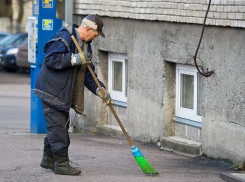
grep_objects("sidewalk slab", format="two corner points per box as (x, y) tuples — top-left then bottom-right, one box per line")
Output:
(220, 172), (245, 182)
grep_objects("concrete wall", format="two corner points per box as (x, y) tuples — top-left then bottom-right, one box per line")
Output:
(73, 15), (165, 142)
(73, 13), (245, 163)
(201, 26), (245, 163)
(73, 0), (245, 163)
(164, 24), (245, 164)
(163, 23), (245, 163)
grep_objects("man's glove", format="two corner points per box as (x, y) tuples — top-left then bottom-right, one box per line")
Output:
(96, 87), (114, 105)
(71, 52), (92, 65)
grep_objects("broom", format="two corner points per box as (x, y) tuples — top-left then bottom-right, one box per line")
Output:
(71, 35), (159, 175)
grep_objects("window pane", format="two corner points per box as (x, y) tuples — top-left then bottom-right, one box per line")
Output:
(112, 61), (122, 91)
(180, 74), (194, 109)
(197, 73), (203, 116)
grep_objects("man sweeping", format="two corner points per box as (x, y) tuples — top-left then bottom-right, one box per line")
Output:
(34, 15), (113, 175)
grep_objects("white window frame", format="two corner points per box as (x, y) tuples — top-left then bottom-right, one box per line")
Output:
(176, 64), (202, 122)
(108, 53), (128, 103)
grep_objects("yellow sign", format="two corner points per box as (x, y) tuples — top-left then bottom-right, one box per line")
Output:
(33, 0), (39, 14)
(43, 0), (53, 8)
(42, 19), (53, 30)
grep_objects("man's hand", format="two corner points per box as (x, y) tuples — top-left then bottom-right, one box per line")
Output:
(96, 88), (114, 105)
(71, 52), (92, 65)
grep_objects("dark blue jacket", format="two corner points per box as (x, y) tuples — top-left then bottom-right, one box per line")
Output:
(34, 24), (105, 112)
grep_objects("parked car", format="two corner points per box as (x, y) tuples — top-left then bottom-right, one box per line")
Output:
(0, 33), (28, 72)
(0, 31), (10, 42)
(16, 37), (29, 70)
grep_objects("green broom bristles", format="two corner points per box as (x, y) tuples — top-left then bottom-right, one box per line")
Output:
(132, 146), (159, 175)
(134, 156), (159, 175)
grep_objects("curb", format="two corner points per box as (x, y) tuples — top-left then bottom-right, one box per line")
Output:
(96, 124), (125, 140)
(219, 172), (245, 182)
(161, 136), (202, 157)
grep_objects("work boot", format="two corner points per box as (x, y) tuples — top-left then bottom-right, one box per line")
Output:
(40, 143), (79, 171)
(53, 154), (81, 175)
(40, 144), (55, 171)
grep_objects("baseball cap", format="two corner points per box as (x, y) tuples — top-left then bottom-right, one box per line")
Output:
(82, 15), (105, 38)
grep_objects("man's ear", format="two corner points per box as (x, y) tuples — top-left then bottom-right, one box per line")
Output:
(86, 27), (92, 31)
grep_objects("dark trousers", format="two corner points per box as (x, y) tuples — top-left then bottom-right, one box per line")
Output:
(42, 101), (70, 156)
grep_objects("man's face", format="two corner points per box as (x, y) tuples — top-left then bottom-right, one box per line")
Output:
(84, 27), (99, 42)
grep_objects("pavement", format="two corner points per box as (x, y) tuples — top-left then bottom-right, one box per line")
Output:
(0, 129), (233, 182)
(0, 76), (243, 182)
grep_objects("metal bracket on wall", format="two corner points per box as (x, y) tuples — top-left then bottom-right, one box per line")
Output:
(193, 0), (214, 77)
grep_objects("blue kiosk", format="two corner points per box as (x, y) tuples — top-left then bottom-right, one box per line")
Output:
(28, 0), (62, 133)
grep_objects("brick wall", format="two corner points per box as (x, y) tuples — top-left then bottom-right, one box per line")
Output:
(74, 0), (245, 28)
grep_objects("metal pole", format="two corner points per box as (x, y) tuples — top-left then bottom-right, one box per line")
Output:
(65, 0), (73, 26)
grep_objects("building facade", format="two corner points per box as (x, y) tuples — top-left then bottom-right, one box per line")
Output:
(0, 0), (65, 33)
(72, 0), (245, 164)
(2, 0), (243, 165)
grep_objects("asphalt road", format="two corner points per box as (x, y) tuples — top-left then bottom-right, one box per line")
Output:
(0, 67), (30, 85)
(0, 67), (232, 182)
(0, 68), (30, 133)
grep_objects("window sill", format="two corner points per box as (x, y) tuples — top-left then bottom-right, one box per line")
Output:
(112, 100), (127, 108)
(174, 117), (202, 128)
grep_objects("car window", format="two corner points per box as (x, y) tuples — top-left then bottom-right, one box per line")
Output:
(0, 34), (18, 45)
(19, 37), (28, 46)
(13, 35), (28, 45)
(0, 34), (8, 41)
(0, 34), (27, 46)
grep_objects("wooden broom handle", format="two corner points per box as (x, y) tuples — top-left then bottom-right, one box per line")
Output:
(71, 35), (134, 147)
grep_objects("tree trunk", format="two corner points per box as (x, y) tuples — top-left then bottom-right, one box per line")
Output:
(17, 0), (24, 23)
(0, 0), (12, 18)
